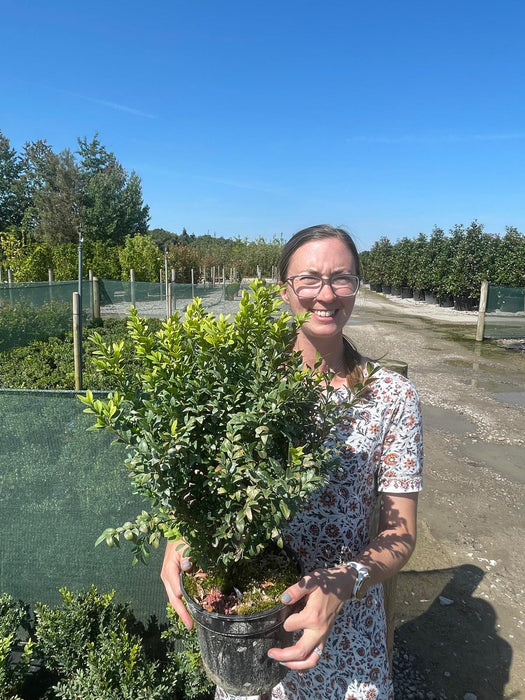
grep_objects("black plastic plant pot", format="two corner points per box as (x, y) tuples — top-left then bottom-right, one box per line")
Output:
(181, 575), (301, 695)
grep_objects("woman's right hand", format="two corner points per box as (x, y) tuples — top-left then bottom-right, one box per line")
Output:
(160, 539), (194, 629)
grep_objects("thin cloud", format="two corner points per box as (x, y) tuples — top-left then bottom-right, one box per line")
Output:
(348, 132), (525, 145)
(64, 90), (156, 119)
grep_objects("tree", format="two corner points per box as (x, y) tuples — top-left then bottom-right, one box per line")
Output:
(0, 131), (25, 231)
(19, 139), (55, 240)
(390, 237), (415, 288)
(118, 234), (161, 281)
(32, 149), (82, 245)
(492, 226), (525, 288)
(167, 243), (200, 283)
(77, 135), (150, 245)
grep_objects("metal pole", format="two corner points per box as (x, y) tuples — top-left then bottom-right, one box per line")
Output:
(164, 249), (169, 319)
(73, 292), (82, 390)
(476, 280), (489, 342)
(77, 234), (83, 338)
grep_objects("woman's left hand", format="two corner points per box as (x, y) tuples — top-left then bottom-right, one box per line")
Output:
(267, 566), (353, 670)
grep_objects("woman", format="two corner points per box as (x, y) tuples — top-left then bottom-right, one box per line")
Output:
(161, 224), (423, 700)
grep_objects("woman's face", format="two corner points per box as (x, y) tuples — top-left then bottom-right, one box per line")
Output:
(280, 237), (357, 341)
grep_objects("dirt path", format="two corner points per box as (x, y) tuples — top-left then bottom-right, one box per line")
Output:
(347, 289), (525, 700)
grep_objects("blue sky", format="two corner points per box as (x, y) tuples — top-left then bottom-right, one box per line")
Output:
(2, 0), (524, 251)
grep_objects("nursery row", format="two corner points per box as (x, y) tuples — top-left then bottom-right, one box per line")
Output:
(0, 586), (213, 700)
(360, 222), (525, 303)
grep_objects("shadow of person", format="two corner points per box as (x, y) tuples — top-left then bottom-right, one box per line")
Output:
(394, 564), (513, 699)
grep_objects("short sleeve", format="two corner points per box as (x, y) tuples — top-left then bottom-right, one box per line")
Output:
(377, 375), (423, 493)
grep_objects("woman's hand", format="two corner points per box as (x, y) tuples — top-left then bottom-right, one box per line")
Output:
(267, 566), (354, 670)
(160, 539), (194, 629)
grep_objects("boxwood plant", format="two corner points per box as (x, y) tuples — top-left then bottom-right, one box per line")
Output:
(80, 280), (373, 583)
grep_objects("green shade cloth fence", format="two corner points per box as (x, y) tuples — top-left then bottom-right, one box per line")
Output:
(0, 389), (168, 622)
(0, 279), (232, 351)
(484, 284), (525, 340)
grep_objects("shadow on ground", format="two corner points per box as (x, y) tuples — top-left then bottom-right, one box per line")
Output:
(395, 564), (514, 699)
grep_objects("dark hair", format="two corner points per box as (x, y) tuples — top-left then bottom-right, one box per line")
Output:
(279, 224), (363, 386)
(279, 224), (360, 283)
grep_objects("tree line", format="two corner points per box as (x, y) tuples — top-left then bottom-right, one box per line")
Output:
(360, 221), (525, 305)
(0, 129), (283, 281)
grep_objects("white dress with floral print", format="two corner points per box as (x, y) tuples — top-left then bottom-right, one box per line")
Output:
(216, 366), (423, 700)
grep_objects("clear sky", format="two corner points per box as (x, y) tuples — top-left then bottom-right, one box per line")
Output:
(2, 0), (524, 251)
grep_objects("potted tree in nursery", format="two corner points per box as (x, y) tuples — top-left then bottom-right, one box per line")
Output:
(79, 280), (375, 695)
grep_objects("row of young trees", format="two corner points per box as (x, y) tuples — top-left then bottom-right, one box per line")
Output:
(0, 230), (285, 284)
(360, 221), (525, 303)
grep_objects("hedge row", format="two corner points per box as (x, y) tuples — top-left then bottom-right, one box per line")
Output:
(360, 222), (525, 302)
(0, 587), (213, 700)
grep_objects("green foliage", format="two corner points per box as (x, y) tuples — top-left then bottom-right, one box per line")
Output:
(0, 128), (149, 249)
(390, 237), (415, 288)
(34, 586), (130, 678)
(167, 243), (201, 283)
(51, 243), (78, 280)
(363, 222), (525, 301)
(84, 239), (122, 280)
(0, 317), (164, 389)
(0, 300), (72, 351)
(366, 236), (393, 285)
(80, 281), (364, 577)
(29, 585), (212, 700)
(224, 281), (240, 299)
(119, 234), (162, 281)
(0, 593), (33, 700)
(33, 586), (184, 700)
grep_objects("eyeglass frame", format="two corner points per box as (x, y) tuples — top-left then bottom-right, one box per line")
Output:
(285, 273), (361, 298)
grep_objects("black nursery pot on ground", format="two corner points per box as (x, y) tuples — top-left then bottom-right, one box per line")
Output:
(182, 576), (301, 695)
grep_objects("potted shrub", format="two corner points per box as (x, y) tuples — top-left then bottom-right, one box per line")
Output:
(79, 280), (375, 694)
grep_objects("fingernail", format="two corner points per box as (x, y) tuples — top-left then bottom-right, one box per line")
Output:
(267, 652), (274, 659)
(281, 592), (292, 603)
(181, 560), (191, 570)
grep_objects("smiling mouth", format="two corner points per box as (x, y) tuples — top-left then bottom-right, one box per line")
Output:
(312, 309), (336, 318)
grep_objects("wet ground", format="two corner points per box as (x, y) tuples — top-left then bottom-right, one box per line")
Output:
(348, 289), (525, 700)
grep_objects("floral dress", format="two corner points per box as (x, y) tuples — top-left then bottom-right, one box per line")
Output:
(216, 366), (424, 700)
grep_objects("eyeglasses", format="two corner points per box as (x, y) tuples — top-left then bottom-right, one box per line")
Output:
(286, 274), (360, 299)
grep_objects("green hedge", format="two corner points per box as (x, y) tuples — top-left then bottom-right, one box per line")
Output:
(0, 587), (213, 700)
(361, 222), (525, 301)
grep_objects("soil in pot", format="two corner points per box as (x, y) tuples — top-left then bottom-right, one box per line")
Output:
(182, 545), (303, 695)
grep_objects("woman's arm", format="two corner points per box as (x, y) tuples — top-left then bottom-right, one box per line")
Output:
(267, 492), (418, 670)
(160, 539), (194, 629)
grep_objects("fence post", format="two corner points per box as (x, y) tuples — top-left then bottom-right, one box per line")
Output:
(92, 277), (100, 320)
(476, 280), (489, 342)
(130, 269), (136, 307)
(48, 268), (54, 302)
(8, 269), (13, 305)
(191, 269), (195, 298)
(73, 292), (82, 390)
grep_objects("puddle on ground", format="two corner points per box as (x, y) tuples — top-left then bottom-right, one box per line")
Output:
(455, 442), (525, 485)
(423, 404), (524, 484)
(422, 405), (478, 436)
(491, 391), (525, 408)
